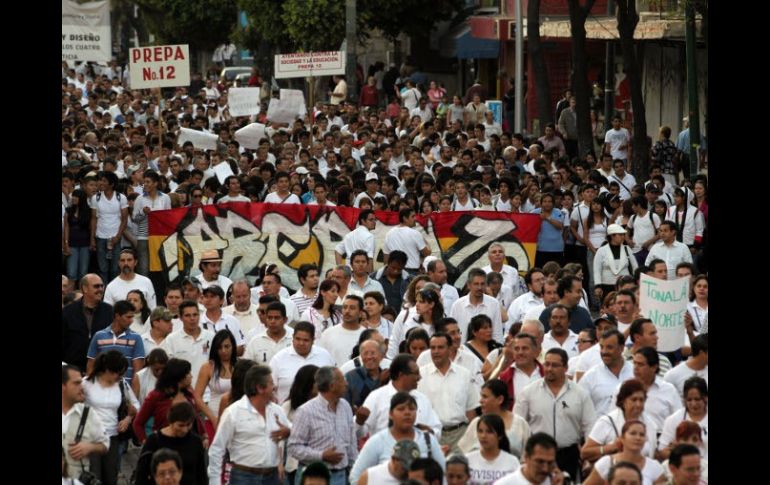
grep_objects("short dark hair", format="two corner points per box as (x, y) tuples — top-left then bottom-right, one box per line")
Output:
(608, 461), (643, 483)
(545, 348), (569, 366)
(294, 321), (315, 340)
(525, 432), (558, 456)
(350, 249), (369, 262)
(344, 294), (364, 310)
(410, 458), (443, 484)
(113, 300), (136, 316)
(691, 334), (708, 357)
(389, 353), (417, 380)
(557, 275), (581, 297)
(151, 448), (182, 477)
(669, 443), (701, 468)
(358, 209), (374, 224)
(265, 301), (287, 318)
(398, 207), (415, 222)
(387, 250), (408, 266)
(629, 318), (654, 343)
(300, 462), (331, 483)
(298, 264), (319, 283)
(166, 401), (195, 424)
(244, 365), (273, 397)
(601, 329), (625, 347)
(62, 364), (81, 384)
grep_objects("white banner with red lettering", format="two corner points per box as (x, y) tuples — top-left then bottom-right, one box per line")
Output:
(274, 51), (346, 79)
(129, 44), (190, 89)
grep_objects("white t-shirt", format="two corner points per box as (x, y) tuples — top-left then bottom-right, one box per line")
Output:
(593, 455), (664, 485)
(493, 467), (552, 485)
(91, 191), (128, 239)
(663, 362), (708, 397)
(467, 450), (520, 485)
(604, 127), (631, 160)
(628, 211), (661, 253)
(103, 274), (157, 309)
(383, 226), (427, 269)
(263, 192), (301, 204)
(316, 324), (365, 365)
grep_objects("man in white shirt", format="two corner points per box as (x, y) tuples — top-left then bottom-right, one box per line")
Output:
(141, 306), (174, 354)
(318, 295), (366, 365)
(194, 249), (234, 296)
(103, 248), (157, 309)
(663, 334), (708, 397)
(578, 330), (634, 414)
(645, 221), (693, 280)
(330, 75), (347, 105)
(626, 347), (681, 429)
(199, 285), (245, 355)
(418, 333), (479, 453)
(416, 318), (483, 392)
(357, 353), (442, 437)
(410, 97), (433, 123)
(603, 115), (631, 162)
(289, 264), (320, 316)
(132, 170), (172, 275)
(348, 251), (386, 297)
(482, 243), (525, 298)
(91, 171), (129, 283)
(354, 172), (385, 208)
(514, 348), (596, 480)
(263, 171), (301, 204)
(223, 280), (264, 338)
(569, 183), (597, 284)
(62, 365), (110, 478)
(383, 208), (431, 274)
(269, 321), (335, 403)
(507, 268), (546, 332)
(208, 365), (291, 485)
(218, 175), (251, 203)
(244, 301), (294, 365)
(610, 159), (637, 201)
(426, 258), (459, 313)
(450, 268), (504, 343)
(259, 273), (301, 324)
(541, 305), (579, 358)
(495, 433), (561, 485)
(450, 179), (479, 211)
(161, 300), (216, 384)
(335, 210), (377, 271)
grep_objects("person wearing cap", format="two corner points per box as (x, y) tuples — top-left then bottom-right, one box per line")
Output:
(193, 249), (233, 296)
(354, 172), (385, 208)
(141, 306), (174, 354)
(356, 438), (421, 484)
(352, 391), (445, 484)
(592, 224), (638, 303)
(200, 284), (245, 355)
(102, 248), (157, 311)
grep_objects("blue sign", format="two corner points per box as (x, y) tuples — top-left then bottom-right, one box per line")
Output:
(486, 100), (503, 125)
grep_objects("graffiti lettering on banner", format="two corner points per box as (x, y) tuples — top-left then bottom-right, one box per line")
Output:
(149, 204), (542, 292)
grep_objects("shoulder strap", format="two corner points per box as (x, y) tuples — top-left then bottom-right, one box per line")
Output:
(605, 414), (619, 437)
(423, 430), (432, 456)
(75, 406), (90, 442)
(624, 246), (634, 275)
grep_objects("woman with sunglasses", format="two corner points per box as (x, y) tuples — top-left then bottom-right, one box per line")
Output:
(300, 279), (342, 339)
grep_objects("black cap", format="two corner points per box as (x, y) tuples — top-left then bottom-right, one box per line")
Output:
(593, 313), (618, 327)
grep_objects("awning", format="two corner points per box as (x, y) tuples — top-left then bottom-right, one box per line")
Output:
(440, 22), (500, 59)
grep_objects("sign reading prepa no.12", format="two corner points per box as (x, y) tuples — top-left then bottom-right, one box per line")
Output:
(129, 44), (190, 89)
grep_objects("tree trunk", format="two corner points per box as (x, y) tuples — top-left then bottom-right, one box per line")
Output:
(567, 0), (596, 158)
(527, 0), (552, 135)
(616, 0), (650, 180)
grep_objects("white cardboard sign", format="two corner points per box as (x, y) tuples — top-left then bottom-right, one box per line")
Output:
(227, 87), (261, 117)
(639, 274), (689, 352)
(234, 123), (268, 150)
(129, 44), (190, 89)
(177, 127), (218, 151)
(274, 51), (346, 79)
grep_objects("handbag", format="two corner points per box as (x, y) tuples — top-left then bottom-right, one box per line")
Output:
(116, 379), (139, 445)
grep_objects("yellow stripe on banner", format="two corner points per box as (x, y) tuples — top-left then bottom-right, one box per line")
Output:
(148, 236), (166, 272)
(289, 235), (321, 268)
(438, 237), (459, 252)
(522, 242), (538, 275)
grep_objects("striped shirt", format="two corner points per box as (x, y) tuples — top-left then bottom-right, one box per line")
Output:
(290, 290), (317, 316)
(87, 326), (145, 381)
(287, 394), (358, 470)
(132, 192), (171, 240)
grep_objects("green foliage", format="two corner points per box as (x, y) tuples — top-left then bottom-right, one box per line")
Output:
(236, 0), (464, 54)
(134, 0), (238, 51)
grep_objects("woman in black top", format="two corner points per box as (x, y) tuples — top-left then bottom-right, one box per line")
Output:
(134, 401), (207, 485)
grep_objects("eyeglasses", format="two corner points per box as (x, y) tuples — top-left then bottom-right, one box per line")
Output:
(579, 339), (595, 344)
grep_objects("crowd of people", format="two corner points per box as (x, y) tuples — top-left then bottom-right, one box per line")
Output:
(62, 58), (708, 485)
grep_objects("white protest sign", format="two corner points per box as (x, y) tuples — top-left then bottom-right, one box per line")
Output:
(234, 123), (268, 150)
(62, 0), (111, 63)
(177, 127), (219, 151)
(639, 274), (688, 352)
(227, 88), (261, 117)
(266, 98), (297, 125)
(129, 44), (190, 89)
(275, 51), (346, 79)
(213, 162), (235, 184)
(280, 89), (307, 118)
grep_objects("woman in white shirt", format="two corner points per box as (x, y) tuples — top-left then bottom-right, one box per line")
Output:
(466, 414), (521, 485)
(584, 420), (666, 485)
(83, 350), (139, 485)
(658, 376), (708, 461)
(593, 224), (638, 304)
(300, 279), (342, 339)
(581, 378), (658, 464)
(584, 198), (609, 301)
(127, 289), (151, 334)
(687, 275), (708, 335)
(458, 379), (530, 459)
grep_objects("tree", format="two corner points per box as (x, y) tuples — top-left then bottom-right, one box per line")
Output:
(615, 0), (650, 179)
(567, 0), (596, 158)
(527, 0), (552, 135)
(135, 0), (238, 52)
